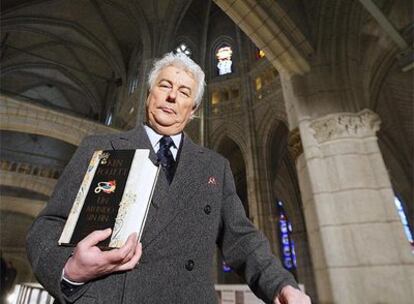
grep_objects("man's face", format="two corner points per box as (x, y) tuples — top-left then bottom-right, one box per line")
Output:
(146, 66), (197, 135)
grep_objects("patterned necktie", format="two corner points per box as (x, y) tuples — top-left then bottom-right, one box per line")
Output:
(156, 136), (175, 184)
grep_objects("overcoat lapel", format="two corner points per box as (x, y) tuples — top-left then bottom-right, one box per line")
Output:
(140, 135), (210, 248)
(109, 125), (154, 157)
(109, 126), (210, 248)
(109, 126), (167, 232)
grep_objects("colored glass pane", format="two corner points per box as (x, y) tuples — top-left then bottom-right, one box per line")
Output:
(216, 46), (233, 75)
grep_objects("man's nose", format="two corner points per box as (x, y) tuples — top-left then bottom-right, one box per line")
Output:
(166, 89), (177, 102)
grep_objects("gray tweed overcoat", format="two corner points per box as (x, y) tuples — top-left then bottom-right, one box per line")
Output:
(26, 125), (297, 304)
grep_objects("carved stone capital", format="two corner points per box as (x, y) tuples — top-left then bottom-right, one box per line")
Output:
(309, 109), (381, 144)
(288, 127), (303, 161)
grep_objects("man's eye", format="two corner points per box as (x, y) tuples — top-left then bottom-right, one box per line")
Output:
(180, 91), (190, 97)
(159, 83), (171, 89)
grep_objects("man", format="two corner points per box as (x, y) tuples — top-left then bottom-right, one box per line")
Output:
(27, 53), (311, 304)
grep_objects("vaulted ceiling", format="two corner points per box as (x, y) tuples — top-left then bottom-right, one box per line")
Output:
(1, 0), (194, 120)
(1, 0), (412, 164)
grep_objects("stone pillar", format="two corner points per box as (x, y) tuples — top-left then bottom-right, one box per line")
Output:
(135, 58), (154, 125)
(296, 109), (414, 303)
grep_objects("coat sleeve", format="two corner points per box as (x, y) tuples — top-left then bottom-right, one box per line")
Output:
(216, 160), (299, 303)
(26, 136), (98, 303)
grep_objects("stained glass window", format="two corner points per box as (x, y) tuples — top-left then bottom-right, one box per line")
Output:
(211, 91), (220, 105)
(105, 112), (112, 126)
(276, 201), (297, 272)
(175, 43), (191, 57)
(394, 196), (414, 253)
(216, 46), (233, 75)
(222, 261), (232, 272)
(256, 48), (265, 59)
(128, 77), (138, 95)
(255, 77), (262, 91)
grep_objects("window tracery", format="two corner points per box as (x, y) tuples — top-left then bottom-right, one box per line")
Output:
(175, 43), (192, 57)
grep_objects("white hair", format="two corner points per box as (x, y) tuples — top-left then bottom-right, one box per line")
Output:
(147, 52), (205, 109)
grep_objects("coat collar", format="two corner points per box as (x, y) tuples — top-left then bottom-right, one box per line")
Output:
(110, 125), (157, 164)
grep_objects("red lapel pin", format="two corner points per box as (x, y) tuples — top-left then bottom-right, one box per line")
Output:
(208, 176), (217, 185)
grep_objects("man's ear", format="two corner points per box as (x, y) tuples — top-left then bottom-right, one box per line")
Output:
(189, 107), (197, 120)
(145, 90), (151, 105)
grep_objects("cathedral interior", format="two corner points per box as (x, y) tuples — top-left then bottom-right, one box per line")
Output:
(0, 0), (413, 303)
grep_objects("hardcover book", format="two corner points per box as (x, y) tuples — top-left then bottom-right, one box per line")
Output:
(59, 149), (160, 248)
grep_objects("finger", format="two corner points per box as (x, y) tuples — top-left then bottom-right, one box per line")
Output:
(79, 228), (112, 248)
(104, 233), (137, 264)
(274, 297), (281, 304)
(125, 232), (138, 247)
(116, 242), (142, 271)
(116, 233), (137, 263)
(120, 236), (138, 264)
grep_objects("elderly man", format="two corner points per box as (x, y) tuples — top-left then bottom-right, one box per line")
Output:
(27, 53), (311, 304)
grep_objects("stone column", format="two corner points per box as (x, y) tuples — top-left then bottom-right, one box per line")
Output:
(296, 109), (414, 303)
(135, 58), (154, 125)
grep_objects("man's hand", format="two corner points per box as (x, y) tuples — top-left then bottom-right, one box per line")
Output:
(63, 228), (142, 283)
(274, 285), (311, 304)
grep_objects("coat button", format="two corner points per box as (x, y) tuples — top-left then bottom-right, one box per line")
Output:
(204, 205), (211, 214)
(185, 260), (194, 271)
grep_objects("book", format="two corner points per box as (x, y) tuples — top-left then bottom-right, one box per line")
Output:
(59, 149), (160, 248)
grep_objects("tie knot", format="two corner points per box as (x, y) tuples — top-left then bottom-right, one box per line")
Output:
(160, 136), (174, 149)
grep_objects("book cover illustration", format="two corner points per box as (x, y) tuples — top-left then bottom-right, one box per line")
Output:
(59, 149), (160, 248)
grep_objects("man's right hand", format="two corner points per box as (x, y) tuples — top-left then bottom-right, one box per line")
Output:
(63, 228), (142, 283)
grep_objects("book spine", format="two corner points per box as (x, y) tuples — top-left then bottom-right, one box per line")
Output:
(58, 151), (103, 245)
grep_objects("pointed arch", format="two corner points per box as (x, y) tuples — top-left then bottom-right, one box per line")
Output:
(210, 35), (235, 77)
(1, 16), (125, 77)
(2, 62), (101, 113)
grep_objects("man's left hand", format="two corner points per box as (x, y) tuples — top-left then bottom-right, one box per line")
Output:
(274, 285), (311, 304)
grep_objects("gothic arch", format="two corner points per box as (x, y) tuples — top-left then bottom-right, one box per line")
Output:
(378, 131), (413, 226)
(213, 0), (311, 76)
(216, 136), (249, 218)
(266, 122), (316, 294)
(209, 35), (235, 77)
(0, 95), (117, 145)
(0, 197), (44, 219)
(266, 122), (288, 181)
(1, 16), (126, 77)
(0, 171), (56, 197)
(0, 210), (38, 282)
(173, 36), (198, 60)
(214, 136), (249, 285)
(11, 75), (83, 113)
(209, 122), (247, 157)
(158, 0), (194, 53)
(1, 62), (101, 113)
(258, 116), (287, 155)
(3, 39), (113, 74)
